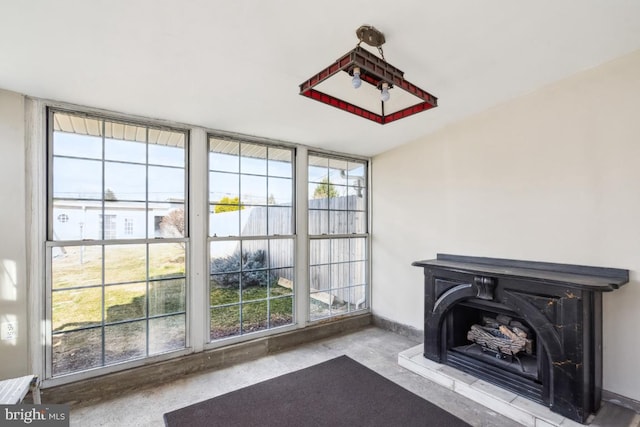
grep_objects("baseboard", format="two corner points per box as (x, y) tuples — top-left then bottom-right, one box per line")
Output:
(602, 389), (640, 414)
(371, 315), (422, 343)
(42, 313), (372, 407)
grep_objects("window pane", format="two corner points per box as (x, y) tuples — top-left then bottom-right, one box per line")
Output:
(308, 182), (330, 208)
(104, 244), (146, 284)
(270, 296), (293, 327)
(242, 301), (268, 334)
(330, 239), (349, 263)
(268, 148), (292, 178)
(210, 171), (239, 202)
(351, 261), (367, 285)
(211, 306), (240, 340)
(308, 209), (328, 235)
(149, 166), (184, 202)
(308, 156), (328, 182)
(211, 274), (240, 304)
(105, 162), (146, 201)
(149, 314), (186, 355)
(149, 143), (185, 167)
(52, 245), (102, 289)
(241, 207), (266, 236)
(209, 139), (239, 173)
(149, 128), (185, 149)
(149, 280), (185, 316)
(268, 207), (292, 235)
(350, 285), (367, 311)
(269, 239), (293, 268)
(154, 206), (185, 239)
(105, 138), (146, 164)
(329, 211), (348, 234)
(53, 157), (102, 200)
(52, 328), (103, 376)
(105, 283), (146, 323)
(270, 268), (294, 297)
(241, 175), (267, 205)
(332, 263), (349, 288)
(53, 132), (102, 160)
(210, 241), (241, 273)
(310, 265), (330, 292)
(149, 243), (185, 279)
(52, 287), (102, 332)
(310, 239), (329, 265)
(349, 211), (367, 234)
(268, 177), (292, 205)
(350, 238), (367, 261)
(211, 207), (240, 237)
(241, 240), (267, 268)
(240, 144), (267, 175)
(105, 321), (146, 364)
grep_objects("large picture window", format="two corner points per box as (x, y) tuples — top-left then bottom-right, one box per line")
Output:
(208, 138), (295, 340)
(47, 110), (188, 377)
(308, 154), (368, 320)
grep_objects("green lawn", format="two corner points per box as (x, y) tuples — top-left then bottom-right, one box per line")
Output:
(52, 243), (293, 335)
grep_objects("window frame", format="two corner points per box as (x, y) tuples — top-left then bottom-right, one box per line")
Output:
(207, 135), (297, 344)
(44, 107), (191, 382)
(307, 152), (370, 321)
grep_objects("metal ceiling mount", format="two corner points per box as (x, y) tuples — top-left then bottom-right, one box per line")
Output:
(356, 25), (385, 48)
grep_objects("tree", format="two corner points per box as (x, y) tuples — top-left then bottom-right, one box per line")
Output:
(105, 188), (118, 201)
(214, 196), (245, 214)
(160, 208), (185, 238)
(313, 177), (339, 199)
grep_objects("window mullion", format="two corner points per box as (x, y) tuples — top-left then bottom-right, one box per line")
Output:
(295, 146), (309, 326)
(188, 127), (208, 352)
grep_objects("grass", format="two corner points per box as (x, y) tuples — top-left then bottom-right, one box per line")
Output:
(210, 285), (294, 339)
(52, 243), (185, 331)
(52, 243), (293, 334)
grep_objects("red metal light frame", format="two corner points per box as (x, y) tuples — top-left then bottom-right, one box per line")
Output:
(299, 46), (438, 124)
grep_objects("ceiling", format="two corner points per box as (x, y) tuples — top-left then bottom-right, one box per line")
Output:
(1, 1), (639, 157)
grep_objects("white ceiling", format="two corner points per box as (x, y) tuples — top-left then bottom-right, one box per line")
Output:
(1, 1), (639, 157)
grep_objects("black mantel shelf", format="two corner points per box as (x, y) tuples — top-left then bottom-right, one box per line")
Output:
(412, 254), (629, 292)
(413, 253), (630, 424)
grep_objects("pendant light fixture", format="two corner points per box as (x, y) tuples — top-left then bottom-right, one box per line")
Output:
(299, 25), (438, 124)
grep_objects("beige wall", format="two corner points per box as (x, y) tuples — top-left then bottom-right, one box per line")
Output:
(0, 89), (28, 378)
(371, 49), (640, 400)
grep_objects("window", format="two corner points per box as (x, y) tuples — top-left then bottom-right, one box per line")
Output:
(47, 110), (188, 377)
(40, 105), (370, 382)
(308, 154), (368, 320)
(208, 137), (295, 340)
(124, 218), (134, 236)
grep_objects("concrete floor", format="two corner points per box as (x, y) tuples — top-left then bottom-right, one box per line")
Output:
(70, 326), (639, 427)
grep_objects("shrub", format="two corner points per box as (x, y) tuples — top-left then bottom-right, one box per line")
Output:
(210, 249), (268, 289)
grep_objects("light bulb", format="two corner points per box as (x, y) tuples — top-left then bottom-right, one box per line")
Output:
(380, 82), (390, 102)
(351, 67), (362, 89)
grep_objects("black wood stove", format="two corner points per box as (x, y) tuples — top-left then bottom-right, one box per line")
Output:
(413, 254), (628, 424)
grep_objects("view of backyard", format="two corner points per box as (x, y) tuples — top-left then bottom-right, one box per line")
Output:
(48, 117), (367, 378)
(51, 241), (296, 374)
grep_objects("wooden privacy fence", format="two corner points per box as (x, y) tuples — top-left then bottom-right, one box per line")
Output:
(217, 195), (367, 307)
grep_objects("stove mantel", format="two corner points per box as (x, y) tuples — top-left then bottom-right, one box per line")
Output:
(413, 254), (629, 424)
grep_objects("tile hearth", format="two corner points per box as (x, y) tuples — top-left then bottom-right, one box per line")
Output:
(399, 344), (584, 427)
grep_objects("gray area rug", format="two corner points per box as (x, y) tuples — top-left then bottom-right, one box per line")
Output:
(164, 355), (471, 427)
